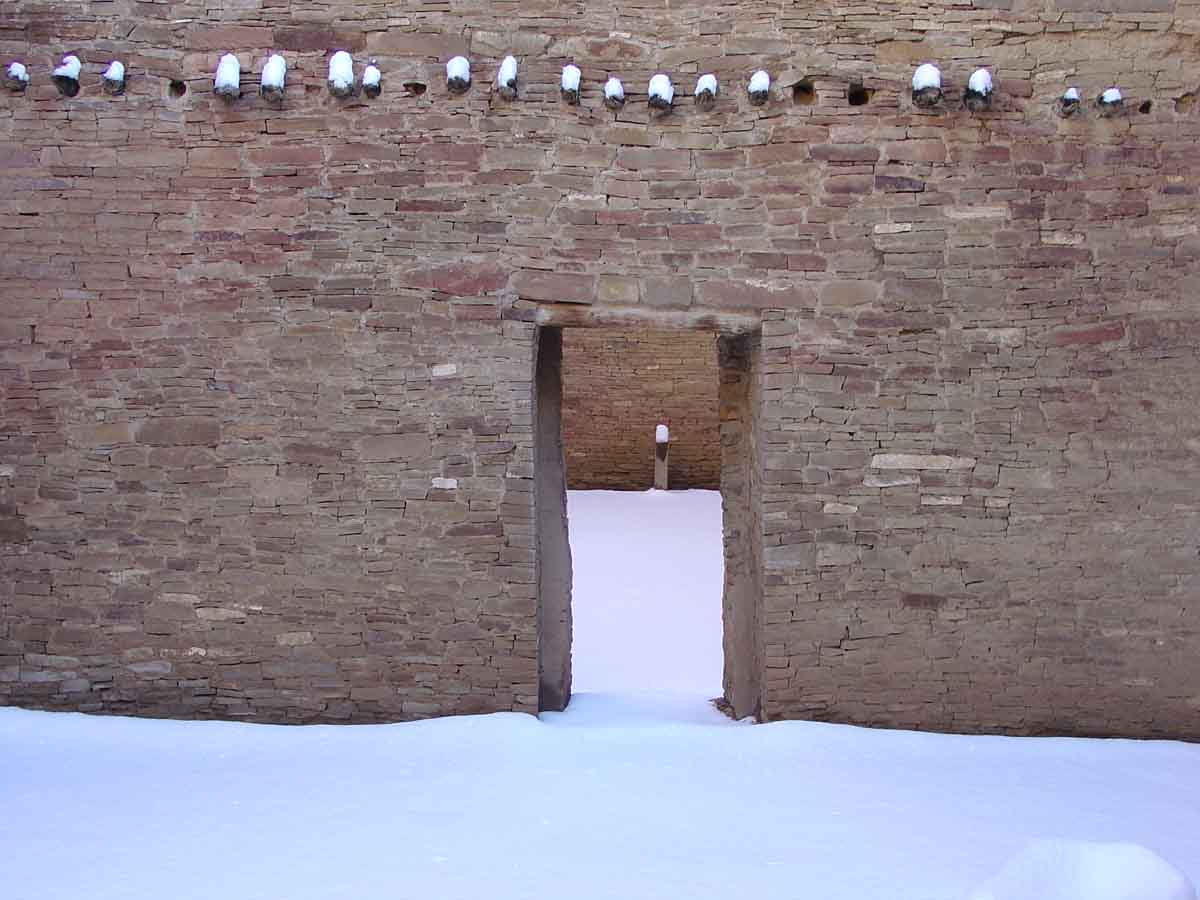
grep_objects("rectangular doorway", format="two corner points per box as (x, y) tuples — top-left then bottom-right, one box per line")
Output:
(534, 324), (763, 719)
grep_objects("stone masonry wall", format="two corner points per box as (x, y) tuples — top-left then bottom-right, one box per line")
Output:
(562, 327), (720, 490)
(2, 0), (1200, 735)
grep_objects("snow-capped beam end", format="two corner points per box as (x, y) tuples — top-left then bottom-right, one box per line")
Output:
(561, 64), (581, 105)
(260, 54), (286, 104)
(648, 73), (674, 114)
(911, 63), (942, 109)
(102, 61), (126, 96)
(53, 55), (81, 98)
(328, 51), (356, 98)
(1057, 86), (1081, 118)
(1097, 87), (1123, 117)
(363, 60), (382, 99)
(748, 70), (771, 106)
(496, 55), (518, 100)
(5, 61), (29, 93)
(964, 68), (993, 112)
(214, 54), (241, 102)
(603, 76), (625, 110)
(694, 73), (718, 111)
(446, 56), (471, 94)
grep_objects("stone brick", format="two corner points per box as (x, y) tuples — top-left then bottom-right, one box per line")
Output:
(136, 418), (221, 448)
(511, 270), (596, 304)
(359, 434), (432, 463)
(1, 0), (1199, 742)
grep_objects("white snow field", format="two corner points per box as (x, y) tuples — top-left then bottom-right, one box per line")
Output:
(1, 490), (1198, 900)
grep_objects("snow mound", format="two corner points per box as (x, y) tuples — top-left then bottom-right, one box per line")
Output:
(968, 68), (992, 95)
(912, 63), (941, 91)
(969, 840), (1197, 900)
(561, 64), (581, 92)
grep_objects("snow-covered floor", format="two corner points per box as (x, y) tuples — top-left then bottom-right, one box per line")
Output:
(2, 490), (1198, 900)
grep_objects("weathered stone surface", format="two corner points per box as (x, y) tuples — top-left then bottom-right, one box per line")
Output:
(360, 434), (431, 462)
(871, 454), (977, 471)
(2, 0), (1199, 741)
(512, 270), (596, 304)
(136, 418), (220, 447)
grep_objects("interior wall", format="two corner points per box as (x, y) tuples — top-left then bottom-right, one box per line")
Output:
(561, 327), (720, 490)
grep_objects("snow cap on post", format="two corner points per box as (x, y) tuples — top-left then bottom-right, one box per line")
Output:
(102, 60), (125, 95)
(260, 54), (286, 104)
(694, 73), (718, 110)
(648, 73), (674, 113)
(1097, 86), (1123, 117)
(911, 63), (942, 109)
(6, 61), (30, 93)
(561, 64), (581, 105)
(328, 51), (355, 98)
(964, 67), (993, 112)
(603, 75), (625, 110)
(446, 56), (471, 94)
(1057, 86), (1081, 118)
(656, 424), (670, 444)
(214, 54), (241, 102)
(748, 69), (770, 105)
(52, 54), (81, 97)
(362, 60), (382, 98)
(496, 55), (518, 99)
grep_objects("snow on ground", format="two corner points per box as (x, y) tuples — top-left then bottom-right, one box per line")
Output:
(2, 489), (1198, 900)
(568, 489), (723, 698)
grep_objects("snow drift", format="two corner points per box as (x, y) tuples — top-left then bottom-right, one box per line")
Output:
(968, 840), (1197, 900)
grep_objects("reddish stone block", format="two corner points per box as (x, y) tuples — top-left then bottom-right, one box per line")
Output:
(136, 417), (221, 447)
(1048, 321), (1126, 346)
(511, 270), (595, 304)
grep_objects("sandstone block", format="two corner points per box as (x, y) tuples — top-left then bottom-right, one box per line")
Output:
(360, 433), (432, 462)
(871, 454), (976, 471)
(136, 417), (221, 448)
(511, 270), (596, 305)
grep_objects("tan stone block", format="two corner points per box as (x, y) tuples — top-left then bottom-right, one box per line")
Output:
(596, 275), (640, 305)
(136, 417), (221, 448)
(871, 454), (976, 471)
(511, 270), (596, 304)
(360, 433), (432, 462)
(71, 422), (134, 448)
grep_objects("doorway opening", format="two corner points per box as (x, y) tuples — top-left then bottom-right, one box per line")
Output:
(533, 324), (762, 719)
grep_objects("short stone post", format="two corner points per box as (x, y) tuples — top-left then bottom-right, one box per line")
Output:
(654, 423), (669, 490)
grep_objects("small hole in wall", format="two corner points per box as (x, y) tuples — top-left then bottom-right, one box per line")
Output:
(168, 79), (187, 98)
(1178, 92), (1197, 113)
(404, 81), (427, 97)
(1138, 99), (1153, 114)
(848, 83), (873, 106)
(792, 79), (815, 105)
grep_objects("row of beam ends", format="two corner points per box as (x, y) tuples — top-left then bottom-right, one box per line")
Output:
(5, 52), (1135, 118)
